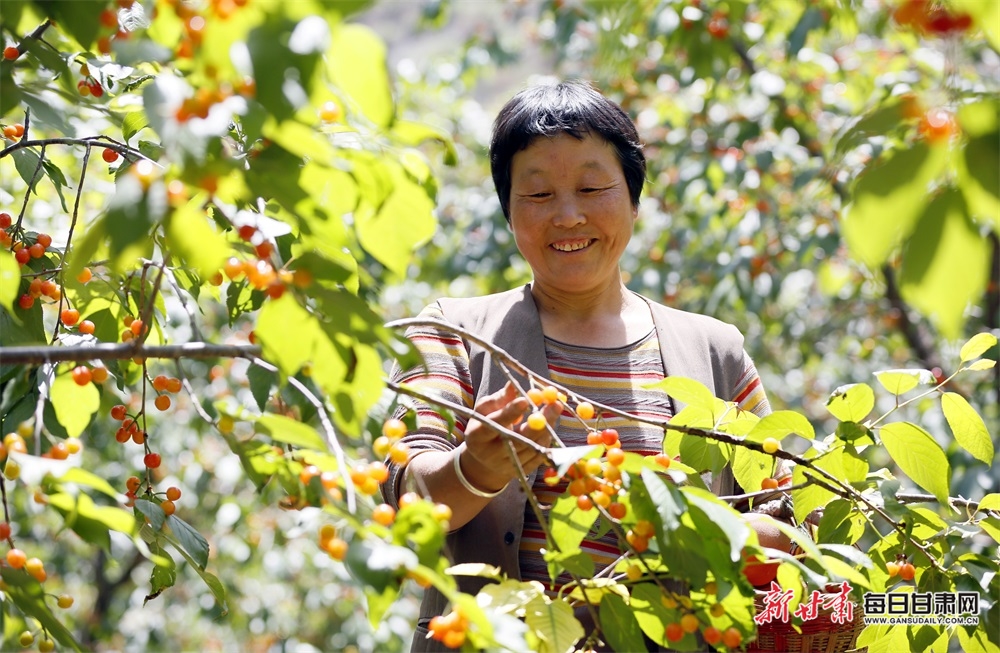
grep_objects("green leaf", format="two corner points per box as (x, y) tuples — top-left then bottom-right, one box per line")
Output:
(941, 392), (994, 465)
(685, 490), (749, 564)
(59, 467), (120, 498)
(12, 147), (44, 192)
(543, 548), (594, 580)
(981, 518), (1000, 545)
(976, 493), (1000, 514)
(166, 515), (210, 569)
(247, 17), (322, 122)
(817, 499), (866, 545)
(327, 23), (393, 127)
(748, 410), (815, 443)
(640, 468), (684, 533)
(645, 376), (716, 412)
(628, 583), (672, 647)
(0, 249), (19, 313)
(731, 445), (774, 498)
(523, 596), (584, 653)
(899, 188), (989, 339)
(122, 110), (149, 142)
(49, 372), (100, 437)
(255, 413), (326, 451)
(960, 134), (1000, 231)
(966, 359), (996, 373)
(255, 291), (315, 359)
(345, 537), (413, 593)
(165, 201), (229, 277)
(960, 333), (998, 362)
(391, 500), (445, 569)
(826, 383), (874, 422)
(47, 491), (136, 536)
(134, 499), (166, 531)
(599, 593), (646, 653)
(246, 364), (276, 411)
(549, 493), (598, 555)
(873, 368), (934, 396)
(879, 422), (951, 505)
(354, 160), (436, 277)
(843, 142), (948, 268)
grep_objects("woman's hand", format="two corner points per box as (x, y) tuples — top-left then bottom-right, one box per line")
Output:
(459, 381), (559, 493)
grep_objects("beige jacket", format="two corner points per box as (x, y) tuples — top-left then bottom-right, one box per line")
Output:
(383, 285), (763, 652)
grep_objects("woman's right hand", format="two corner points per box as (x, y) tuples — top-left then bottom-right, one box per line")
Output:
(458, 381), (559, 494)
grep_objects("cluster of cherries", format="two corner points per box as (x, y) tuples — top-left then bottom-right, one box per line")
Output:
(892, 0), (973, 34)
(886, 555), (917, 582)
(1, 425), (79, 652)
(219, 224), (312, 301)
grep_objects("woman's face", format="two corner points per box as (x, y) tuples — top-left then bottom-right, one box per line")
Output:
(509, 132), (637, 297)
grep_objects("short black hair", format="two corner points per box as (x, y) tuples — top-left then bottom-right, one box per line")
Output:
(489, 80), (646, 223)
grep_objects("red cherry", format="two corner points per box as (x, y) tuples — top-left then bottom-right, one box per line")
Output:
(144, 453), (162, 469)
(102, 148), (119, 163)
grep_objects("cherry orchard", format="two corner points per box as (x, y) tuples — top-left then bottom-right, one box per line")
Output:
(1, 1), (998, 652)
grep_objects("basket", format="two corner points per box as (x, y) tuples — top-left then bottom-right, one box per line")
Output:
(747, 589), (866, 653)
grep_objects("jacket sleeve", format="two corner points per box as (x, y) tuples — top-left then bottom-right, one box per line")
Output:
(381, 303), (475, 509)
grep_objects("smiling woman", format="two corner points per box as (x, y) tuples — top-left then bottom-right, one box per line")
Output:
(380, 80), (774, 652)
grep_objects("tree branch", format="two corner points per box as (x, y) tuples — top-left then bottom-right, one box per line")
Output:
(0, 342), (261, 365)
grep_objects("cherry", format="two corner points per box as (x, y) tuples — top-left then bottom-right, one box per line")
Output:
(79, 320), (96, 335)
(899, 562), (916, 581)
(722, 627), (742, 648)
(703, 626), (722, 645)
(28, 242), (45, 258)
(102, 148), (119, 163)
(600, 428), (619, 446)
(14, 248), (30, 265)
(6, 548), (26, 568)
(3, 46), (18, 60)
(126, 476), (141, 493)
(18, 294), (33, 309)
(680, 613), (700, 634)
(762, 437), (781, 454)
(144, 452), (161, 469)
(71, 366), (92, 386)
(160, 499), (176, 516)
(0, 212), (10, 228)
(665, 622), (684, 643)
(380, 418), (405, 439)
(761, 477), (779, 490)
(319, 101), (341, 123)
(36, 233), (51, 247)
(575, 401), (595, 420)
(607, 502), (627, 520)
(77, 267), (93, 283)
(886, 561), (901, 577)
(61, 308), (80, 325)
(371, 503), (396, 526)
(166, 486), (181, 501)
(111, 404), (127, 421)
(57, 594), (75, 608)
(154, 395), (171, 411)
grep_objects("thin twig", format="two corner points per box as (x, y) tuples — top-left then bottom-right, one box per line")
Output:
(53, 143), (91, 341)
(0, 136), (149, 162)
(249, 357), (357, 513)
(387, 379), (550, 457)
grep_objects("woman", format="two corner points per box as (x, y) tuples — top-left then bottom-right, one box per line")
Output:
(382, 81), (772, 651)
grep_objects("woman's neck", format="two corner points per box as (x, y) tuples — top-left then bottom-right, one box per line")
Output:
(530, 280), (654, 348)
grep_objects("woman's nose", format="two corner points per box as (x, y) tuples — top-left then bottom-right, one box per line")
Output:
(551, 195), (586, 228)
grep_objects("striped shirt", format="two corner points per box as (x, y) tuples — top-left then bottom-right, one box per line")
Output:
(395, 302), (770, 591)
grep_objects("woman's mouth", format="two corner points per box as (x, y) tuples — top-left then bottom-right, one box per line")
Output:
(551, 239), (595, 252)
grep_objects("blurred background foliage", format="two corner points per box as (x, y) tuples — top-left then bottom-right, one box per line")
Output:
(0, 0), (996, 651)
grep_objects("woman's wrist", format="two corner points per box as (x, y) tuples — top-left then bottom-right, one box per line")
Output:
(453, 443), (505, 498)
